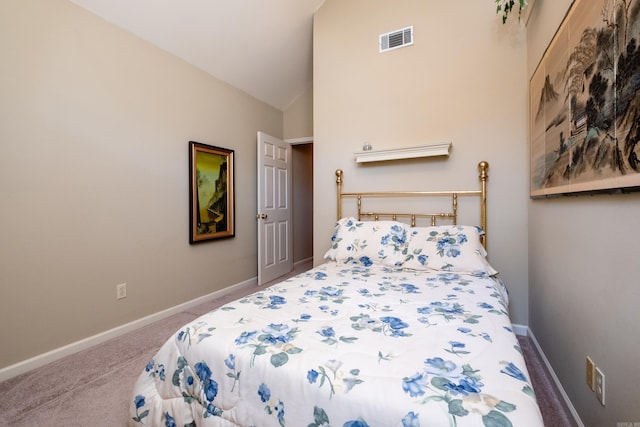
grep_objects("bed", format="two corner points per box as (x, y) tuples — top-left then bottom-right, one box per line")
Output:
(129, 162), (544, 427)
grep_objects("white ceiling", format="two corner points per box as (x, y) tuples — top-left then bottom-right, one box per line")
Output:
(69, 0), (325, 111)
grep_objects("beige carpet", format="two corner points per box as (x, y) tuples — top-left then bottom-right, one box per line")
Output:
(0, 298), (240, 426)
(0, 266), (576, 426)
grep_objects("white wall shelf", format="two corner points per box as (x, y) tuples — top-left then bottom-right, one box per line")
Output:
(354, 142), (451, 163)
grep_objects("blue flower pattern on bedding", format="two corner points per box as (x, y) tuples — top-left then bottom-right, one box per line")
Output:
(324, 218), (411, 267)
(130, 262), (543, 427)
(403, 225), (498, 275)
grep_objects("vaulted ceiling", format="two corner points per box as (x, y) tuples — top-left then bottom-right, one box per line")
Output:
(69, 0), (326, 111)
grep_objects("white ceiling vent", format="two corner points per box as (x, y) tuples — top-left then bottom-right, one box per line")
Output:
(379, 26), (413, 53)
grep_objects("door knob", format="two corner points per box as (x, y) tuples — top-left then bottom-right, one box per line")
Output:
(256, 213), (268, 219)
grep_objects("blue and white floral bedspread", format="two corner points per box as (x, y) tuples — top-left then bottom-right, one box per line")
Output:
(130, 262), (543, 427)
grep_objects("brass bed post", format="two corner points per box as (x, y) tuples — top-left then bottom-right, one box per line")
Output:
(452, 194), (458, 225)
(478, 161), (489, 248)
(336, 169), (343, 220)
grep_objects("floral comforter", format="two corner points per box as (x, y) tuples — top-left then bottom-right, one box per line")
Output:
(130, 262), (543, 427)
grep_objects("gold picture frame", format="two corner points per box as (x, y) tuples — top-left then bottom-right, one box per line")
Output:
(189, 141), (235, 243)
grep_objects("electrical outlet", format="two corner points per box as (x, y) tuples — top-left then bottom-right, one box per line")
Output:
(586, 356), (595, 391)
(595, 367), (605, 405)
(116, 283), (127, 300)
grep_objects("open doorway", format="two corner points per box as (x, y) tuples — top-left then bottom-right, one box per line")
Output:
(291, 142), (313, 270)
(256, 133), (313, 286)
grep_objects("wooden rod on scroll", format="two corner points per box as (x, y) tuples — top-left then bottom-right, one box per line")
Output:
(478, 161), (489, 248)
(336, 169), (343, 220)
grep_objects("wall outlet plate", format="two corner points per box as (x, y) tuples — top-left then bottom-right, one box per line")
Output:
(586, 356), (595, 391)
(116, 283), (127, 300)
(595, 367), (605, 405)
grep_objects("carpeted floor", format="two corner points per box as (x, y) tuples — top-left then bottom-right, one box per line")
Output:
(0, 266), (577, 426)
(517, 335), (578, 427)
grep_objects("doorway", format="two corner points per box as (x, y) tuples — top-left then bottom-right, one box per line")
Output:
(291, 142), (313, 268)
(256, 133), (313, 286)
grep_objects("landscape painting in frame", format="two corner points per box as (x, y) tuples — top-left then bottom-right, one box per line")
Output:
(530, 0), (640, 197)
(189, 141), (235, 243)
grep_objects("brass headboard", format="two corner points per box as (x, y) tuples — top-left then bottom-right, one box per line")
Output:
(335, 161), (489, 248)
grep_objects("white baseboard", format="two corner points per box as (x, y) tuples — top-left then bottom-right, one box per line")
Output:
(524, 327), (585, 427)
(0, 277), (258, 383)
(512, 323), (529, 336)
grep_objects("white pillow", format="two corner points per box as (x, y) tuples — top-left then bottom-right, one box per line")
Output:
(403, 225), (497, 275)
(324, 217), (409, 267)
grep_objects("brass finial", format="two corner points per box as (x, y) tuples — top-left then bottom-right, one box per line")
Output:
(478, 161), (489, 179)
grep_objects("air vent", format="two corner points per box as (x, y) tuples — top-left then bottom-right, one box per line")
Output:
(379, 26), (413, 53)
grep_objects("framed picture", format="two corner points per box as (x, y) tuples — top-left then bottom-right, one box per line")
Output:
(189, 141), (235, 243)
(530, 0), (640, 197)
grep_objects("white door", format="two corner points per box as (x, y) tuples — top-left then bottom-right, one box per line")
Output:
(257, 132), (293, 285)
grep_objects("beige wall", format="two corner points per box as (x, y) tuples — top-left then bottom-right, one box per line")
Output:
(527, 1), (640, 425)
(313, 0), (531, 324)
(284, 88), (313, 140)
(0, 0), (282, 369)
